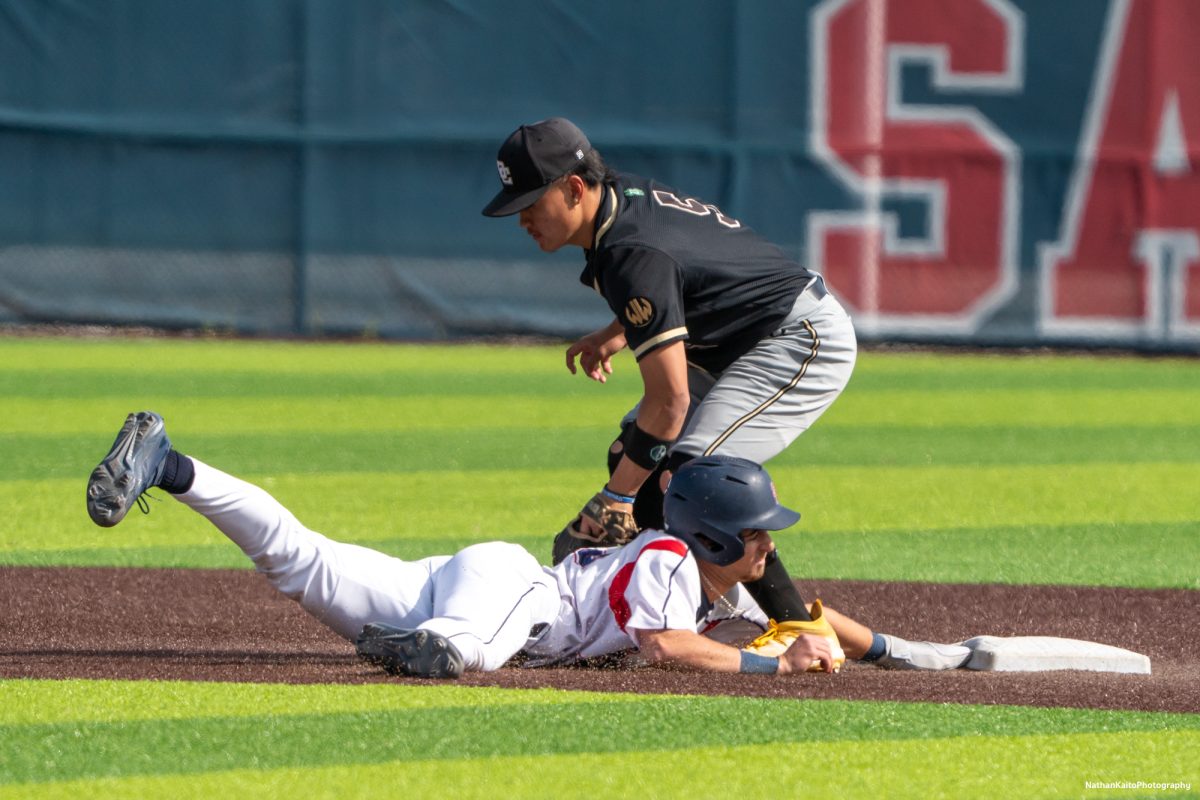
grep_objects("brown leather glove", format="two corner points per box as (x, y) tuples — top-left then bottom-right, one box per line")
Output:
(551, 492), (639, 565)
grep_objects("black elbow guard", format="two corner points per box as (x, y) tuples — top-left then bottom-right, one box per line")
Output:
(624, 423), (673, 470)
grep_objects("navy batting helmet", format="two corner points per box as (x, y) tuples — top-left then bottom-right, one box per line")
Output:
(663, 455), (800, 566)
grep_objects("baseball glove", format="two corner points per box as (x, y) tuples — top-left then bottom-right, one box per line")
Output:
(551, 492), (639, 565)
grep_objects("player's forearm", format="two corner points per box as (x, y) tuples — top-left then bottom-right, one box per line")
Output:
(633, 339), (689, 440)
(604, 341), (688, 497)
(634, 388), (689, 440)
(633, 628), (827, 675)
(607, 455), (655, 499)
(599, 316), (626, 344)
(633, 628), (743, 672)
(607, 385), (688, 497)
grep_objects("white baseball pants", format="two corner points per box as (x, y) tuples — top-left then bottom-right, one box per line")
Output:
(174, 459), (561, 671)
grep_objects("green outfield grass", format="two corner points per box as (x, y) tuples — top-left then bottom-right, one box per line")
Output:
(3, 337), (1198, 798)
(2, 679), (1197, 798)
(1, 338), (1196, 587)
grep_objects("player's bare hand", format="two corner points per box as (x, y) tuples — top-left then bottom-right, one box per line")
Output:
(780, 633), (835, 674)
(566, 339), (614, 382)
(566, 326), (627, 383)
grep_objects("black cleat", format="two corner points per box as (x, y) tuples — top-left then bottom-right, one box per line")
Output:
(86, 411), (172, 527)
(356, 623), (465, 679)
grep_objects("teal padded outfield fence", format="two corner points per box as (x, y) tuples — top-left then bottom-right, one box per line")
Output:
(1, 0), (1198, 350)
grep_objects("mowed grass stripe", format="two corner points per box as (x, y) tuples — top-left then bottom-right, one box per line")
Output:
(0, 368), (608, 400)
(8, 423), (1200, 482)
(0, 681), (645, 725)
(5, 388), (1199, 435)
(823, 388), (1200, 427)
(5, 732), (1199, 800)
(6, 679), (1194, 730)
(4, 427), (620, 480)
(4, 687), (1197, 785)
(0, 339), (569, 375)
(5, 337), (1200, 388)
(850, 355), (1200, 392)
(0, 540), (553, 569)
(793, 521), (1200, 588)
(776, 462), (1200, 531)
(0, 396), (636, 435)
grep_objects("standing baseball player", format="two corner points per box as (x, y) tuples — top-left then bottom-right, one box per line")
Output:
(85, 412), (971, 677)
(482, 117), (858, 656)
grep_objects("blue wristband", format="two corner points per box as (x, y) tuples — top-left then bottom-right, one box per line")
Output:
(601, 486), (637, 505)
(739, 650), (780, 674)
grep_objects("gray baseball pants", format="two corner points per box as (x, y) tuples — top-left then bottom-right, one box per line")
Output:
(624, 279), (858, 464)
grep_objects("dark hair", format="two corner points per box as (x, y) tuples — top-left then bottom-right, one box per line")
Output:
(569, 148), (617, 187)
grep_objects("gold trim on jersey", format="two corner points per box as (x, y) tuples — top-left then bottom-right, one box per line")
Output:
(591, 186), (620, 296)
(595, 186), (619, 247)
(632, 327), (688, 359)
(703, 319), (820, 455)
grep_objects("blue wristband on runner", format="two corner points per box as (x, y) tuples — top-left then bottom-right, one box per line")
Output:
(739, 650), (780, 674)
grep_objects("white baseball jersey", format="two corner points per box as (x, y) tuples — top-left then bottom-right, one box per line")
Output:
(523, 532), (768, 666)
(175, 460), (768, 673)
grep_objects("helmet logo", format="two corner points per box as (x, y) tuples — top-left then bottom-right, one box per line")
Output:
(770, 481), (779, 502)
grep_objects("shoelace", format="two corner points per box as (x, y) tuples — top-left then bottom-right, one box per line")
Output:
(747, 619), (784, 650)
(134, 491), (160, 516)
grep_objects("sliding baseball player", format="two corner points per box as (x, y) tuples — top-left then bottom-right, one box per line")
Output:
(86, 411), (971, 677)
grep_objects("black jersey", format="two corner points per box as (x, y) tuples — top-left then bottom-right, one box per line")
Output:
(579, 173), (815, 374)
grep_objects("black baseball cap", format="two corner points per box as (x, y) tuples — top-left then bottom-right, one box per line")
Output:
(481, 117), (592, 217)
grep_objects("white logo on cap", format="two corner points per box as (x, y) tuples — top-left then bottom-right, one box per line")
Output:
(575, 149), (584, 160)
(497, 160), (514, 186)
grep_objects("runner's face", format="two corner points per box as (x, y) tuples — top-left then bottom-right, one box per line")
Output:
(710, 530), (775, 584)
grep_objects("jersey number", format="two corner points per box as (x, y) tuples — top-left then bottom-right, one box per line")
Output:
(652, 190), (741, 229)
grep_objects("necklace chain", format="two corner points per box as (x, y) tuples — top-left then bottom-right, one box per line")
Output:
(700, 573), (739, 617)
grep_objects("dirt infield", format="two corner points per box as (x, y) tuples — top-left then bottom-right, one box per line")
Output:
(2, 566), (1195, 713)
